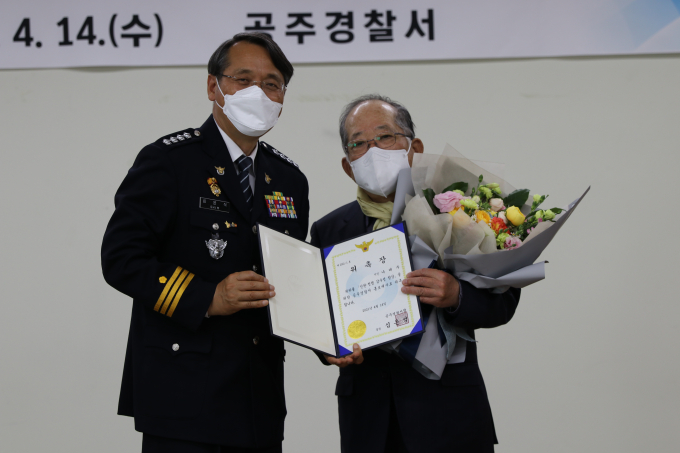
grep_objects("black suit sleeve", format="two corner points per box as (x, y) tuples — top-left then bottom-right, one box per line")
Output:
(101, 145), (215, 332)
(310, 221), (320, 248)
(443, 282), (520, 330)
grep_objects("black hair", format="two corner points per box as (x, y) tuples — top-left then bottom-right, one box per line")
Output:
(208, 32), (294, 85)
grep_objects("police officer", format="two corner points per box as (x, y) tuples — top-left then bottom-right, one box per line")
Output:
(101, 33), (309, 453)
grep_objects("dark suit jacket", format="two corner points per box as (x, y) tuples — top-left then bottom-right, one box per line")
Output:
(101, 116), (309, 448)
(310, 201), (520, 453)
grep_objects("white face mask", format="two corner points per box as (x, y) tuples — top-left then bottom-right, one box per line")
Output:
(350, 141), (411, 198)
(215, 83), (283, 137)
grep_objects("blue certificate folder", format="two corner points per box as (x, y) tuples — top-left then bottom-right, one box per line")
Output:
(257, 221), (423, 358)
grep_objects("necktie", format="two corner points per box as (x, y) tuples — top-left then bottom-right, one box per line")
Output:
(235, 155), (253, 212)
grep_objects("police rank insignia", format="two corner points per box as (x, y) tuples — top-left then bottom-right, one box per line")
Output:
(207, 177), (221, 197)
(205, 233), (227, 259)
(265, 173), (272, 184)
(215, 166), (225, 175)
(265, 192), (297, 218)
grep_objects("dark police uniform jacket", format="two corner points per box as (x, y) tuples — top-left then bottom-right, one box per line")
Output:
(101, 116), (309, 448)
(310, 201), (520, 453)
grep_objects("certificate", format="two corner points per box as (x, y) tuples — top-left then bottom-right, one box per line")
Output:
(258, 222), (423, 357)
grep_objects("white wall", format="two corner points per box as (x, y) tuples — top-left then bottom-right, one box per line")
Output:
(1, 55), (679, 452)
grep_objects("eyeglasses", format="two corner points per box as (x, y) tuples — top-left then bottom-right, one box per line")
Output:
(346, 132), (410, 157)
(220, 74), (286, 96)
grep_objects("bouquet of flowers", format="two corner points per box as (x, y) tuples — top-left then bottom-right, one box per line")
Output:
(427, 176), (564, 252)
(391, 144), (588, 292)
(385, 145), (587, 379)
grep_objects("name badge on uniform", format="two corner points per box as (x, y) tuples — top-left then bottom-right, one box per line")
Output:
(199, 197), (230, 213)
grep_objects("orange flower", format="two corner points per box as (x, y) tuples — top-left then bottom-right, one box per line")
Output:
(475, 210), (491, 225)
(490, 217), (507, 234)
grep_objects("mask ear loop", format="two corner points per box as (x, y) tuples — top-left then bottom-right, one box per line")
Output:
(405, 137), (412, 154)
(214, 76), (227, 110)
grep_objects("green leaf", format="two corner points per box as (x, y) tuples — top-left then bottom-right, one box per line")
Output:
(442, 181), (469, 194)
(478, 174), (484, 183)
(503, 189), (530, 209)
(548, 207), (564, 214)
(423, 189), (438, 214)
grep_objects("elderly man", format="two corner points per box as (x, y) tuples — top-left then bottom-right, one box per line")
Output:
(102, 33), (309, 453)
(310, 95), (520, 453)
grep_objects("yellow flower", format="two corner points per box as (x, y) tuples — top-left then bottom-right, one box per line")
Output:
(506, 206), (525, 226)
(475, 210), (491, 225)
(448, 207), (461, 216)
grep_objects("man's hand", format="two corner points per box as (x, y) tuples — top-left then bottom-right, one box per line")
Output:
(324, 343), (364, 368)
(401, 268), (460, 309)
(208, 271), (275, 316)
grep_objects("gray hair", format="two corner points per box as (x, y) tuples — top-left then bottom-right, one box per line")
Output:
(338, 94), (416, 155)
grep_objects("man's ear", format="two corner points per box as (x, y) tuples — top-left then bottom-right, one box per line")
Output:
(408, 138), (424, 166)
(207, 75), (217, 102)
(341, 156), (356, 182)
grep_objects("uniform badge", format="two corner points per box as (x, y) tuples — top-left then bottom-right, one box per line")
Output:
(225, 221), (237, 228)
(207, 178), (222, 197)
(215, 166), (225, 175)
(264, 192), (297, 219)
(265, 173), (272, 184)
(205, 233), (227, 259)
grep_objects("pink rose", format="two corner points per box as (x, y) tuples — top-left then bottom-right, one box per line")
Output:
(433, 191), (464, 213)
(504, 236), (523, 250)
(489, 198), (505, 212)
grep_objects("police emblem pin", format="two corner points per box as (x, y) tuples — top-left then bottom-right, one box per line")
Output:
(205, 233), (227, 260)
(207, 177), (221, 197)
(265, 173), (272, 184)
(215, 166), (225, 176)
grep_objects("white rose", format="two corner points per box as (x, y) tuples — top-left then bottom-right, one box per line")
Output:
(490, 198), (505, 212)
(498, 211), (507, 222)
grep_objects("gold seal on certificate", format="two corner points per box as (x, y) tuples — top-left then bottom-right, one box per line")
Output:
(257, 221), (423, 357)
(348, 320), (367, 339)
